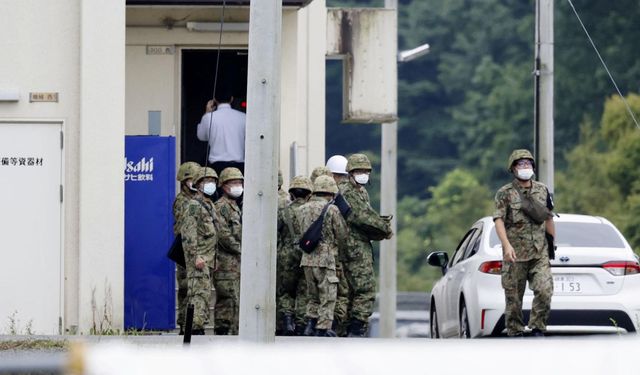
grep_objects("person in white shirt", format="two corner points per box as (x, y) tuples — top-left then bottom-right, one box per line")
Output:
(197, 92), (246, 176)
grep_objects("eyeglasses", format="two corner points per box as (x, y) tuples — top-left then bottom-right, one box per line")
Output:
(515, 160), (533, 167)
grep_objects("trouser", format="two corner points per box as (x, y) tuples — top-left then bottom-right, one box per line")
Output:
(343, 239), (376, 324)
(213, 275), (240, 335)
(276, 244), (305, 328)
(304, 266), (339, 330)
(185, 265), (213, 331)
(501, 257), (553, 335)
(334, 260), (350, 335)
(176, 265), (188, 329)
(211, 161), (245, 177)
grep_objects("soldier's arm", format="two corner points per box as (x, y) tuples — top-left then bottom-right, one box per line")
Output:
(332, 209), (349, 254)
(180, 203), (200, 263)
(493, 190), (516, 263)
(216, 209), (242, 255)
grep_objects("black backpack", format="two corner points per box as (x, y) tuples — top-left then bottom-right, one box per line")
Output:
(298, 202), (332, 254)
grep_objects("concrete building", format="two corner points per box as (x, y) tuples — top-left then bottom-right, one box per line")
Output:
(0, 0), (395, 335)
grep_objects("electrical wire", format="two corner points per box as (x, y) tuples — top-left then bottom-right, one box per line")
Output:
(203, 0), (227, 170)
(567, 0), (640, 130)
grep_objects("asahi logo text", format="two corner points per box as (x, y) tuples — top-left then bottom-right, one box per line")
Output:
(125, 157), (154, 182)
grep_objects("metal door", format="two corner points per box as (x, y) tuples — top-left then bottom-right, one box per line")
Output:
(0, 121), (63, 334)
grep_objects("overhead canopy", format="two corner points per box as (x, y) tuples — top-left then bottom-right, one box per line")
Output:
(126, 0), (313, 6)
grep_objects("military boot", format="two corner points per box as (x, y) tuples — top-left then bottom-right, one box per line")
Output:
(303, 318), (317, 336)
(282, 313), (296, 336)
(214, 327), (229, 335)
(315, 328), (338, 337)
(347, 319), (366, 337)
(294, 323), (306, 336)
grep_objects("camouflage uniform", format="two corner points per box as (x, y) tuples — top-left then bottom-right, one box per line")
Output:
(340, 154), (392, 335)
(298, 178), (349, 333)
(494, 150), (554, 336)
(310, 167), (351, 335)
(213, 194), (243, 335)
(181, 195), (218, 331)
(277, 193), (309, 333)
(173, 161), (200, 331)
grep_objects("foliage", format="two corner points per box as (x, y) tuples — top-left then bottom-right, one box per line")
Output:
(325, 0), (640, 290)
(396, 169), (494, 291)
(557, 94), (640, 250)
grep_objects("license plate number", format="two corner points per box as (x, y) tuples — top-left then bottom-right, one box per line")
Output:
(554, 275), (582, 293)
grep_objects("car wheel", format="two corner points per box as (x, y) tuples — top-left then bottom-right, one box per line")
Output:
(430, 304), (440, 339)
(459, 300), (471, 339)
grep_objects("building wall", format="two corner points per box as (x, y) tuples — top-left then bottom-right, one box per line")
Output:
(124, 4), (327, 188)
(0, 0), (126, 334)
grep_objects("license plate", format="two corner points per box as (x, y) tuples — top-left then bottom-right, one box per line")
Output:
(554, 275), (582, 294)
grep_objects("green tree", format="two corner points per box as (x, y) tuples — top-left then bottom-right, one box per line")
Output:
(397, 168), (493, 291)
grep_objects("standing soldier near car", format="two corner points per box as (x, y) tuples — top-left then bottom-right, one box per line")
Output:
(276, 175), (313, 335)
(494, 149), (555, 337)
(339, 153), (393, 337)
(213, 167), (244, 335)
(172, 161), (201, 334)
(298, 175), (349, 337)
(181, 167), (219, 335)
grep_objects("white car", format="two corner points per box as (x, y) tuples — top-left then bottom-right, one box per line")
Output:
(427, 214), (640, 338)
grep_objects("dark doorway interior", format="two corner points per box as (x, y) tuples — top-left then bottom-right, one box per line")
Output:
(181, 49), (248, 164)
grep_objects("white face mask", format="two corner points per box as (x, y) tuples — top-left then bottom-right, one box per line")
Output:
(203, 182), (216, 196)
(516, 168), (534, 181)
(354, 173), (369, 185)
(228, 185), (244, 198)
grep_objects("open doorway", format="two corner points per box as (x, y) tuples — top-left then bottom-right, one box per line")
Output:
(181, 49), (248, 164)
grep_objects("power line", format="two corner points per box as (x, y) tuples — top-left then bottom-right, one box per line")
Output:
(567, 0), (640, 131)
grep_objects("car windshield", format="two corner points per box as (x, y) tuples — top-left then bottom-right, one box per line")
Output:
(489, 222), (626, 248)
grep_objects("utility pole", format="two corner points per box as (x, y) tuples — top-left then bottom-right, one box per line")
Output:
(534, 0), (554, 191)
(379, 0), (398, 339)
(239, 0), (282, 342)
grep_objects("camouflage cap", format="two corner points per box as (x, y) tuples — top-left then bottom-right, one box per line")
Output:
(176, 161), (201, 182)
(193, 167), (218, 185)
(219, 167), (244, 185)
(310, 166), (332, 183)
(289, 175), (313, 192)
(346, 153), (372, 172)
(507, 149), (535, 171)
(313, 175), (339, 194)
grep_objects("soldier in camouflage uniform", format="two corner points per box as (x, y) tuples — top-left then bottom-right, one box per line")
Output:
(494, 149), (555, 337)
(310, 166), (332, 183)
(276, 175), (313, 335)
(213, 167), (244, 335)
(298, 175), (349, 337)
(181, 167), (219, 335)
(339, 153), (393, 337)
(172, 161), (201, 334)
(325, 155), (352, 335)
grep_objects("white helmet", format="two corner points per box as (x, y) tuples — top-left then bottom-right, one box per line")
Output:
(326, 155), (348, 175)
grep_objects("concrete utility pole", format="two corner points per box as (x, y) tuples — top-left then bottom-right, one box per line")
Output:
(379, 0), (398, 339)
(239, 1), (282, 342)
(534, 0), (554, 191)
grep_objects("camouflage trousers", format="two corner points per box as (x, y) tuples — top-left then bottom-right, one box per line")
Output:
(501, 257), (553, 336)
(176, 265), (188, 329)
(276, 244), (307, 328)
(304, 266), (339, 330)
(186, 264), (214, 330)
(343, 238), (376, 324)
(334, 261), (350, 335)
(214, 273), (240, 335)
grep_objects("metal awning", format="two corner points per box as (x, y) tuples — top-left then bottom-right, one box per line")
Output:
(126, 0), (313, 7)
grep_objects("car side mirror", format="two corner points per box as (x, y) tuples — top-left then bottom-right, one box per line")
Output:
(427, 251), (449, 275)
